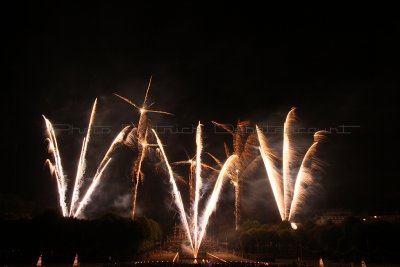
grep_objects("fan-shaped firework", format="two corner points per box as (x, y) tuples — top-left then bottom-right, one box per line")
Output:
(43, 100), (134, 218)
(152, 124), (237, 258)
(256, 108), (327, 221)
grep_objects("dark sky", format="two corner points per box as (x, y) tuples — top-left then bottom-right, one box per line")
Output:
(2, 3), (400, 223)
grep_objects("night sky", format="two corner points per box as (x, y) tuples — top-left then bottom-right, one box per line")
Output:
(3, 3), (400, 224)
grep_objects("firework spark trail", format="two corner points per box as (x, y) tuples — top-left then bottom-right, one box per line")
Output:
(287, 144), (317, 221)
(151, 129), (194, 253)
(114, 93), (173, 117)
(189, 162), (195, 205)
(43, 116), (68, 216)
(258, 109), (327, 221)
(118, 89), (148, 218)
(256, 126), (285, 220)
(196, 155), (237, 255)
(283, 107), (296, 219)
(211, 121), (234, 135)
(76, 125), (136, 217)
(206, 152), (223, 167)
(193, 122), (203, 252)
(234, 171), (240, 230)
(43, 100), (132, 218)
(173, 159), (218, 172)
(132, 130), (148, 219)
(288, 131), (326, 220)
(73, 158), (112, 218)
(171, 157), (196, 204)
(172, 157), (218, 205)
(45, 159), (62, 194)
(98, 126), (132, 171)
(44, 140), (66, 217)
(212, 120), (256, 229)
(114, 77), (173, 218)
(70, 138), (87, 214)
(69, 99), (97, 216)
(212, 121), (240, 228)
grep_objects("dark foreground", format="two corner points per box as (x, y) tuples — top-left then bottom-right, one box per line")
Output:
(3, 263), (400, 267)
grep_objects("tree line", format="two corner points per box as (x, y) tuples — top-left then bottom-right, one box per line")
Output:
(0, 210), (162, 264)
(227, 217), (400, 264)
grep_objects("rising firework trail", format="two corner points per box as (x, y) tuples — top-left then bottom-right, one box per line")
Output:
(196, 154), (237, 255)
(69, 99), (97, 216)
(43, 116), (68, 217)
(256, 108), (326, 221)
(152, 129), (195, 253)
(73, 158), (112, 218)
(283, 108), (296, 219)
(256, 125), (284, 220)
(114, 76), (173, 218)
(193, 122), (202, 252)
(97, 125), (133, 170)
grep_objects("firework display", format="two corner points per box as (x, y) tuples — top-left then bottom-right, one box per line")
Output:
(43, 80), (326, 256)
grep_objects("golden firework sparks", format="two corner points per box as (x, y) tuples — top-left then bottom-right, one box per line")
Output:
(257, 108), (326, 221)
(114, 76), (173, 218)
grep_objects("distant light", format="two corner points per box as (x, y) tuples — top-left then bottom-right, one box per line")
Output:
(374, 215), (377, 219)
(291, 222), (298, 230)
(363, 218), (366, 221)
